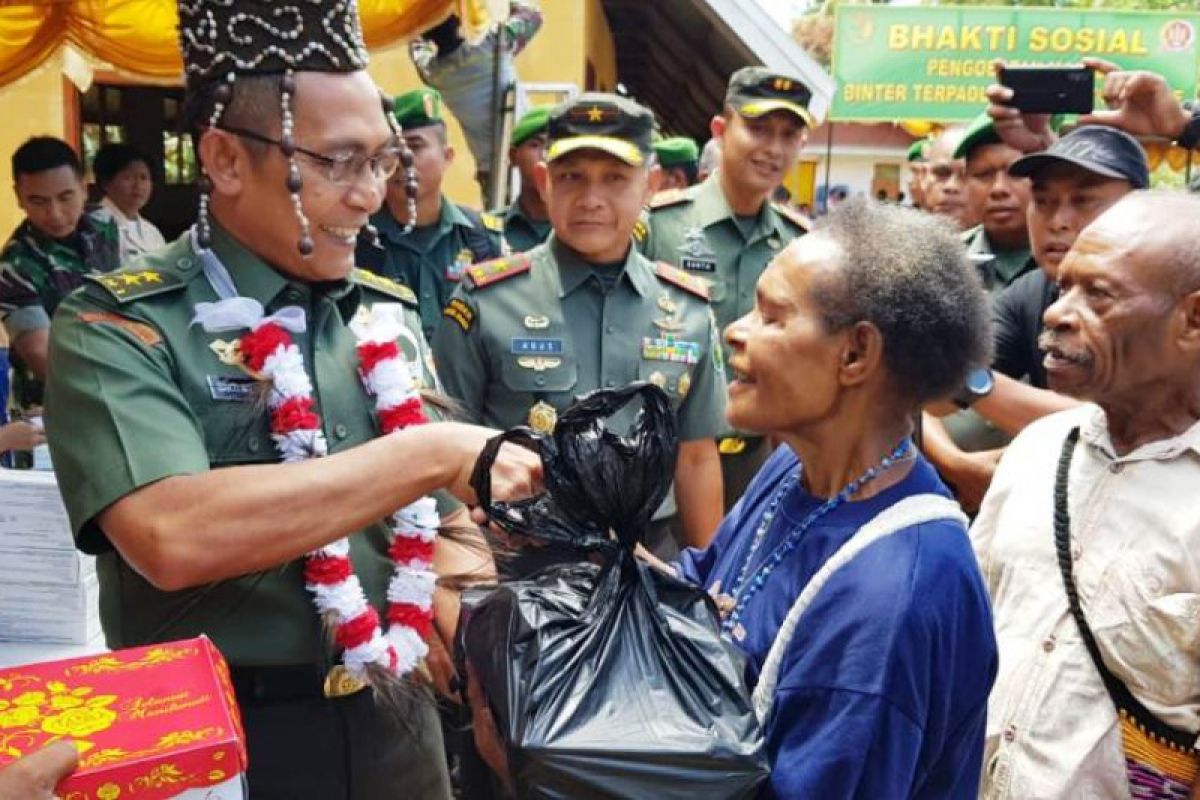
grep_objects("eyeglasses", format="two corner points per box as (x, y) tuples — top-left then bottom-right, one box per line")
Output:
(220, 126), (402, 186)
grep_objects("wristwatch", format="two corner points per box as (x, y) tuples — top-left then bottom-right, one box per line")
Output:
(953, 367), (995, 410)
(1175, 101), (1200, 151)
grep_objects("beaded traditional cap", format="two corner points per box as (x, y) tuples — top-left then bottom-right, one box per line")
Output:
(177, 0), (417, 255)
(178, 0), (369, 87)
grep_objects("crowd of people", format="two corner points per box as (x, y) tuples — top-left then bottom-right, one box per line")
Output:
(1, 1), (1199, 799)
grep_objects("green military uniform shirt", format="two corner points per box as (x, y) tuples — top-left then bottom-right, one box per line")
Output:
(495, 201), (551, 254)
(431, 235), (727, 520)
(642, 175), (809, 357)
(0, 214), (119, 410)
(355, 196), (503, 341)
(45, 224), (454, 667)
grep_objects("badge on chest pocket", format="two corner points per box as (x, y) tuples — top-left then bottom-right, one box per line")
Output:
(446, 248), (474, 282)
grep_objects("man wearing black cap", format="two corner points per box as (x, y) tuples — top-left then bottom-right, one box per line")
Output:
(643, 66), (813, 511)
(433, 93), (728, 556)
(42, 2), (543, 797)
(925, 125), (1149, 512)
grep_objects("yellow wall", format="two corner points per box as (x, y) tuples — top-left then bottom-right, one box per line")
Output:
(0, 53), (67, 234)
(370, 0), (599, 207)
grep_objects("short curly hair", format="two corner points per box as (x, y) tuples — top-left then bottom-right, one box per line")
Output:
(808, 198), (992, 404)
(92, 143), (152, 187)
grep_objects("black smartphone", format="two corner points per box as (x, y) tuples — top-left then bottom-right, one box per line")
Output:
(998, 65), (1094, 114)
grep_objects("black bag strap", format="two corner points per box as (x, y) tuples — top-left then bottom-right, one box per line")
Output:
(1053, 427), (1198, 752)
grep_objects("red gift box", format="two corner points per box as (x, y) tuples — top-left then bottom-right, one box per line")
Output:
(0, 637), (246, 800)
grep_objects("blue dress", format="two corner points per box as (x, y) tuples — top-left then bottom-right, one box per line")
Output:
(677, 446), (997, 799)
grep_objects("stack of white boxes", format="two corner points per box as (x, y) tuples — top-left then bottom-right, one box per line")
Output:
(0, 470), (101, 645)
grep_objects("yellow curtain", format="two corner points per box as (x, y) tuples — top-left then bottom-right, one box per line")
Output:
(0, 0), (495, 89)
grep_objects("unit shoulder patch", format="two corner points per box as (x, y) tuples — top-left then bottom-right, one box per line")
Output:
(85, 268), (186, 303)
(649, 187), (692, 210)
(77, 311), (163, 347)
(654, 261), (710, 301)
(351, 268), (417, 306)
(772, 201), (812, 232)
(465, 254), (533, 290)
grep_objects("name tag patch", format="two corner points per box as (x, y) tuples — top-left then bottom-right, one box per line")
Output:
(511, 337), (564, 355)
(207, 375), (257, 403)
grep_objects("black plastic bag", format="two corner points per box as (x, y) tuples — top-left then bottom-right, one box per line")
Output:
(460, 383), (769, 799)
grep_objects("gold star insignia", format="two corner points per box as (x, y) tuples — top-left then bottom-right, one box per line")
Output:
(141, 271), (163, 284)
(587, 106), (604, 123)
(122, 273), (144, 286)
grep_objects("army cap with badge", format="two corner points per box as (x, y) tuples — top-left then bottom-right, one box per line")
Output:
(725, 66), (815, 128)
(545, 92), (655, 166)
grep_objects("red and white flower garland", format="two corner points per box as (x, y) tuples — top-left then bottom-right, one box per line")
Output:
(237, 320), (437, 683)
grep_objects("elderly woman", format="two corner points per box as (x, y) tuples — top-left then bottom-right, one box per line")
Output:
(675, 199), (998, 798)
(91, 143), (165, 261)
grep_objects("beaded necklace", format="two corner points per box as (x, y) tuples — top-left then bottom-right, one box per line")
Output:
(722, 439), (911, 642)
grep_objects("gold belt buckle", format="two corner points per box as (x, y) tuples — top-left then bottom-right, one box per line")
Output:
(718, 436), (747, 455)
(323, 664), (367, 699)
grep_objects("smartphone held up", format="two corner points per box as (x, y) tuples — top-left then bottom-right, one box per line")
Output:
(999, 64), (1095, 114)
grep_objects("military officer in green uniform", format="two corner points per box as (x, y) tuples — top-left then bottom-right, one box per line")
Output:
(642, 66), (813, 510)
(0, 137), (119, 424)
(494, 105), (552, 253)
(43, 3), (537, 798)
(433, 93), (727, 558)
(653, 135), (700, 191)
(355, 87), (503, 341)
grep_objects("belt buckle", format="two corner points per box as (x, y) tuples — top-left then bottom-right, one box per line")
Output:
(323, 665), (367, 699)
(718, 437), (747, 455)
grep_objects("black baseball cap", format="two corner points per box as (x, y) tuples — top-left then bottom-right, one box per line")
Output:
(546, 92), (654, 166)
(725, 67), (815, 127)
(1008, 126), (1150, 189)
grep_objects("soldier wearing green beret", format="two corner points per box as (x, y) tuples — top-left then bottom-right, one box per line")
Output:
(905, 136), (930, 211)
(653, 136), (700, 191)
(955, 111), (1035, 294)
(492, 105), (552, 253)
(433, 92), (728, 560)
(642, 66), (813, 511)
(355, 87), (503, 341)
(42, 2), (541, 796)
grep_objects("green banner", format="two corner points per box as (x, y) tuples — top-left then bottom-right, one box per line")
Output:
(831, 5), (1200, 122)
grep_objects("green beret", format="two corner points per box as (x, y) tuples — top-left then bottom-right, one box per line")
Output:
(653, 136), (700, 168)
(906, 138), (931, 163)
(511, 106), (551, 147)
(953, 111), (1001, 160)
(392, 87), (443, 130)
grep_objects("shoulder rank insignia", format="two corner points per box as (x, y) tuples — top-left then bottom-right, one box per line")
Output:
(479, 211), (505, 233)
(351, 268), (417, 306)
(654, 261), (710, 301)
(632, 217), (650, 244)
(465, 254), (532, 290)
(85, 269), (185, 303)
(649, 187), (691, 210)
(772, 201), (812, 232)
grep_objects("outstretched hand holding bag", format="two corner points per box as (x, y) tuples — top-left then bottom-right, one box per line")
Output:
(459, 383), (769, 800)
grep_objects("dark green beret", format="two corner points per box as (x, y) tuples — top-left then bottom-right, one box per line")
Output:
(511, 106), (551, 147)
(392, 87), (443, 130)
(953, 112), (1002, 160)
(653, 136), (700, 168)
(906, 138), (931, 163)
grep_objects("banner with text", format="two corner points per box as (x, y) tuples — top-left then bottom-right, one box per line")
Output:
(831, 5), (1200, 122)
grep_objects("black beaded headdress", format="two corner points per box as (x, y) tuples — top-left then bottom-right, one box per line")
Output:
(178, 0), (417, 254)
